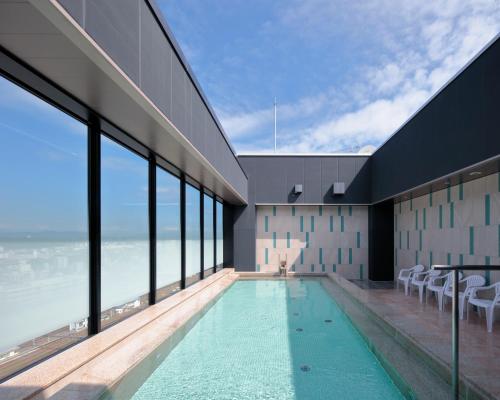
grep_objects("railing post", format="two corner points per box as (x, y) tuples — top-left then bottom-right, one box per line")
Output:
(452, 268), (459, 400)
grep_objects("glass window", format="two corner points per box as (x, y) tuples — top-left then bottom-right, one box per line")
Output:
(101, 136), (149, 328)
(0, 76), (88, 380)
(185, 184), (200, 286)
(156, 167), (181, 301)
(216, 201), (224, 270)
(203, 194), (214, 277)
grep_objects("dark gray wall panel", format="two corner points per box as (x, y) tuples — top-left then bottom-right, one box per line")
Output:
(304, 158), (322, 203)
(371, 37), (500, 203)
(140, 1), (171, 118)
(57, 0), (247, 203)
(86, 0), (140, 83)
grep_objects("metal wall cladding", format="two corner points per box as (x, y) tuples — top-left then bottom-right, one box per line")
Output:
(233, 155), (371, 270)
(57, 0), (247, 201)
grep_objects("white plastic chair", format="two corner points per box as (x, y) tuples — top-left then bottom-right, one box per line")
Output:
(427, 271), (463, 311)
(443, 274), (485, 319)
(397, 265), (425, 296)
(411, 269), (441, 303)
(467, 282), (500, 333)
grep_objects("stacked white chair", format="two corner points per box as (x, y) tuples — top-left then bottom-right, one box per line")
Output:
(397, 265), (425, 296)
(467, 281), (500, 333)
(411, 269), (441, 303)
(427, 270), (463, 311)
(443, 275), (485, 319)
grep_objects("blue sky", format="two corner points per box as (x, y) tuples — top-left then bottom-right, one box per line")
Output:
(158, 0), (500, 154)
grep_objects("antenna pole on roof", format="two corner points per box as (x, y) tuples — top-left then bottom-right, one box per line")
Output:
(274, 97), (277, 153)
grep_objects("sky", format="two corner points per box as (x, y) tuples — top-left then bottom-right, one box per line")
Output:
(158, 0), (500, 154)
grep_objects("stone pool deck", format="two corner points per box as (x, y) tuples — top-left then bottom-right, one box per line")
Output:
(327, 273), (500, 400)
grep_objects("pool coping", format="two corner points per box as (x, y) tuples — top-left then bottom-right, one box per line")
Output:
(0, 268), (237, 400)
(326, 273), (494, 400)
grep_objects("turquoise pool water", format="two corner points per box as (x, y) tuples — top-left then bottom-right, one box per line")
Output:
(131, 279), (404, 399)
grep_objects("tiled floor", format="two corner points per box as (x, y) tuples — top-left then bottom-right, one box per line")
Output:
(331, 275), (500, 399)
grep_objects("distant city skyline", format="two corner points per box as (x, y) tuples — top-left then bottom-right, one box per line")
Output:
(159, 0), (500, 153)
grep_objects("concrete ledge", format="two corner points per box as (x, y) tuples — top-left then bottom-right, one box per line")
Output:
(0, 269), (236, 400)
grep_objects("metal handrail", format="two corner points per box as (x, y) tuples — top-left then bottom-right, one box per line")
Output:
(433, 265), (500, 400)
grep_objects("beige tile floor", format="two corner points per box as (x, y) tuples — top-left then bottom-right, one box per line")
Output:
(329, 274), (500, 399)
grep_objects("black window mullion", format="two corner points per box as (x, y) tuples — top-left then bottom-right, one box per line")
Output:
(148, 153), (156, 305)
(180, 177), (186, 289)
(88, 115), (101, 335)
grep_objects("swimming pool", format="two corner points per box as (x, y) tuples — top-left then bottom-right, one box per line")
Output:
(113, 279), (406, 399)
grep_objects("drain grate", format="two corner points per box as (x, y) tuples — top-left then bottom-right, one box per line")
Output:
(300, 365), (311, 372)
(296, 328), (303, 332)
(324, 319), (332, 323)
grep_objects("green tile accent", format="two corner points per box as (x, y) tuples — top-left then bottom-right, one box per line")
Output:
(415, 251), (419, 265)
(291, 264), (295, 272)
(338, 248), (342, 264)
(322, 264), (326, 272)
(300, 248), (304, 264)
(349, 206), (352, 216)
(272, 206), (276, 216)
(357, 232), (361, 249)
(423, 208), (427, 230)
(349, 248), (353, 264)
(485, 256), (491, 285)
(406, 231), (409, 249)
(319, 205), (322, 216)
(415, 210), (419, 230)
(319, 248), (323, 264)
(447, 186), (451, 203)
(311, 264), (315, 272)
(265, 248), (268, 264)
(439, 205), (443, 229)
(306, 232), (310, 248)
(333, 264), (337, 273)
(310, 215), (315, 232)
(341, 216), (345, 232)
(273, 232), (276, 248)
(485, 194), (491, 226)
(469, 227), (474, 255)
(292, 206), (295, 216)
(429, 191), (433, 207)
(329, 216), (334, 232)
(256, 264), (260, 272)
(337, 206), (342, 216)
(359, 264), (364, 280)
(450, 202), (454, 228)
(447, 253), (451, 265)
(430, 251), (433, 267)
(399, 231), (402, 250)
(287, 232), (291, 248)
(300, 216), (304, 232)
(459, 254), (464, 265)
(264, 216), (269, 232)
(419, 230), (422, 251)
(459, 183), (464, 200)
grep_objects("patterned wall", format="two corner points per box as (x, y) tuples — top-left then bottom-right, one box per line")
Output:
(394, 172), (500, 284)
(256, 205), (368, 279)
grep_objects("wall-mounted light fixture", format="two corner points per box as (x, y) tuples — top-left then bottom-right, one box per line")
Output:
(293, 184), (303, 194)
(332, 182), (345, 195)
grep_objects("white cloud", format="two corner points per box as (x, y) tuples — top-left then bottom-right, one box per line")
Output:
(222, 0), (500, 153)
